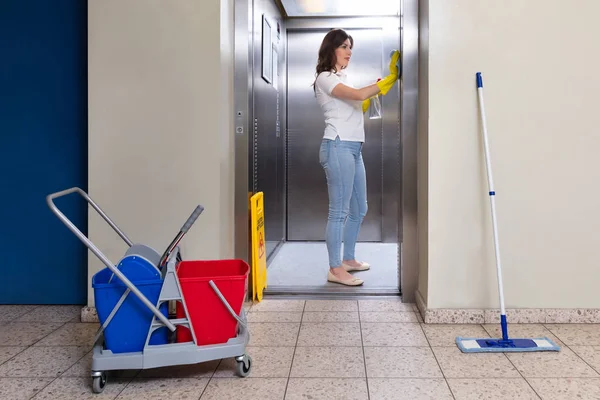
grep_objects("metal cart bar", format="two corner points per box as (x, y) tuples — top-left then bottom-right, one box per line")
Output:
(209, 281), (247, 329)
(48, 187), (134, 247)
(46, 187), (175, 331)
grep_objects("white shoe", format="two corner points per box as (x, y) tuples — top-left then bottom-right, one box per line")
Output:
(341, 261), (370, 272)
(327, 271), (364, 286)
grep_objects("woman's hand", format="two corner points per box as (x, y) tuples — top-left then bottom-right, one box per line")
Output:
(389, 50), (400, 77)
(376, 73), (398, 96)
(362, 98), (370, 113)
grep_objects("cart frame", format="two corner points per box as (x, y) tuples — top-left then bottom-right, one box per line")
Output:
(47, 187), (252, 393)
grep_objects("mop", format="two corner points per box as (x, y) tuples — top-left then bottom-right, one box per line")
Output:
(455, 72), (560, 353)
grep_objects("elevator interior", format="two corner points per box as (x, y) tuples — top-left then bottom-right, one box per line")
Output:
(234, 0), (418, 299)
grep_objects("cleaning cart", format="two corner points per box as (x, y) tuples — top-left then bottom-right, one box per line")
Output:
(47, 187), (252, 394)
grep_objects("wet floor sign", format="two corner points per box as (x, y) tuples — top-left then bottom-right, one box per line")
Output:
(250, 192), (267, 301)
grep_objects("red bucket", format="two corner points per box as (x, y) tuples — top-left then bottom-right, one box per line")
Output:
(175, 259), (249, 345)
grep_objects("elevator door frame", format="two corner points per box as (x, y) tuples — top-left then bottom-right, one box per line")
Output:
(233, 0), (419, 302)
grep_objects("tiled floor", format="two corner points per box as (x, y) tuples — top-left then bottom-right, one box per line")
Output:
(2, 300), (600, 399)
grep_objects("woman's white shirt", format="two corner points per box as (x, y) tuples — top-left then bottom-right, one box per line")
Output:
(314, 69), (365, 143)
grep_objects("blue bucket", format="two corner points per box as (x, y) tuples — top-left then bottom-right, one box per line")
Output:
(92, 267), (169, 353)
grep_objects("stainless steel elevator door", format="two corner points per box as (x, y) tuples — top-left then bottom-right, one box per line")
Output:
(251, 0), (287, 258)
(286, 28), (385, 242)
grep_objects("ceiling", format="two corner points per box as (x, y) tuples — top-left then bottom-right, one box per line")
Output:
(279, 0), (400, 17)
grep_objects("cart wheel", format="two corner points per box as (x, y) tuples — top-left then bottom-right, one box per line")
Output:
(235, 354), (252, 377)
(92, 372), (107, 393)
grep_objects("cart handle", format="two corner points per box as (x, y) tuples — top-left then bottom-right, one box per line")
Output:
(47, 187), (133, 247)
(158, 205), (204, 269)
(46, 187), (176, 331)
(209, 280), (247, 329)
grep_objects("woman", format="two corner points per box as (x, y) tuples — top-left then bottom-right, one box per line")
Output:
(313, 28), (399, 286)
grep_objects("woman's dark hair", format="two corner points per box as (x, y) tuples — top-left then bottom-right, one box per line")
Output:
(312, 28), (353, 91)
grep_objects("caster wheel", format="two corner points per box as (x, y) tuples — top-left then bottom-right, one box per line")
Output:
(92, 372), (107, 393)
(235, 354), (252, 377)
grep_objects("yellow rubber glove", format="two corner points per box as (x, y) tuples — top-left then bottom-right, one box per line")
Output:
(363, 53), (399, 113)
(362, 98), (370, 113)
(376, 73), (398, 96)
(389, 49), (400, 76)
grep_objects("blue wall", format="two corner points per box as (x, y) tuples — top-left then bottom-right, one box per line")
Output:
(0, 1), (88, 304)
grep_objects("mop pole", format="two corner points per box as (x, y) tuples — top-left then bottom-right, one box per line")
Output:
(476, 72), (510, 343)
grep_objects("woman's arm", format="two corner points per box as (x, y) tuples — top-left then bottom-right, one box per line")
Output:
(331, 82), (381, 102)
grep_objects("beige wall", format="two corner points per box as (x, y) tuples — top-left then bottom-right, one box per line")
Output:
(87, 0), (600, 311)
(87, 0), (234, 306)
(422, 0), (600, 309)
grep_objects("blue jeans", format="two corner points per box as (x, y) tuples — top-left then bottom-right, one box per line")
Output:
(319, 136), (368, 268)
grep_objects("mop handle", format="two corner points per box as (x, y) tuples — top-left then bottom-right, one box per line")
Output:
(476, 72), (506, 317)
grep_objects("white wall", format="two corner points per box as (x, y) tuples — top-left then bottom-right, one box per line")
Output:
(421, 0), (600, 309)
(87, 0), (234, 306)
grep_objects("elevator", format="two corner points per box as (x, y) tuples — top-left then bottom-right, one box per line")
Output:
(234, 0), (419, 300)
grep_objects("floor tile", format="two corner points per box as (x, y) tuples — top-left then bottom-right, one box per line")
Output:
(0, 346), (27, 365)
(136, 359), (219, 379)
(570, 346), (600, 373)
(368, 378), (453, 399)
(545, 324), (600, 346)
(290, 346), (365, 378)
(527, 377), (600, 399)
(297, 322), (362, 346)
(447, 378), (539, 399)
(361, 323), (428, 346)
(34, 376), (129, 399)
(246, 312), (303, 323)
(250, 300), (305, 313)
(285, 378), (368, 400)
(116, 377), (209, 399)
(364, 347), (443, 378)
(214, 347), (294, 378)
(0, 377), (52, 400)
(0, 322), (63, 346)
(358, 299), (413, 312)
(359, 311), (418, 323)
(302, 311), (359, 323)
(35, 323), (99, 347)
(483, 324), (564, 346)
(432, 347), (520, 378)
(61, 351), (139, 379)
(423, 324), (489, 346)
(0, 345), (88, 377)
(304, 300), (358, 312)
(248, 323), (300, 346)
(0, 305), (38, 322)
(506, 347), (600, 378)
(200, 378), (287, 400)
(16, 305), (81, 323)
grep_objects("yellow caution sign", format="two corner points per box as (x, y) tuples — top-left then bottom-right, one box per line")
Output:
(250, 192), (267, 301)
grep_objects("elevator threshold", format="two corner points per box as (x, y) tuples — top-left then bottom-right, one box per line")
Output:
(263, 286), (401, 297)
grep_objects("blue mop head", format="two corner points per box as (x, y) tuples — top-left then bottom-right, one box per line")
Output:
(456, 336), (561, 353)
